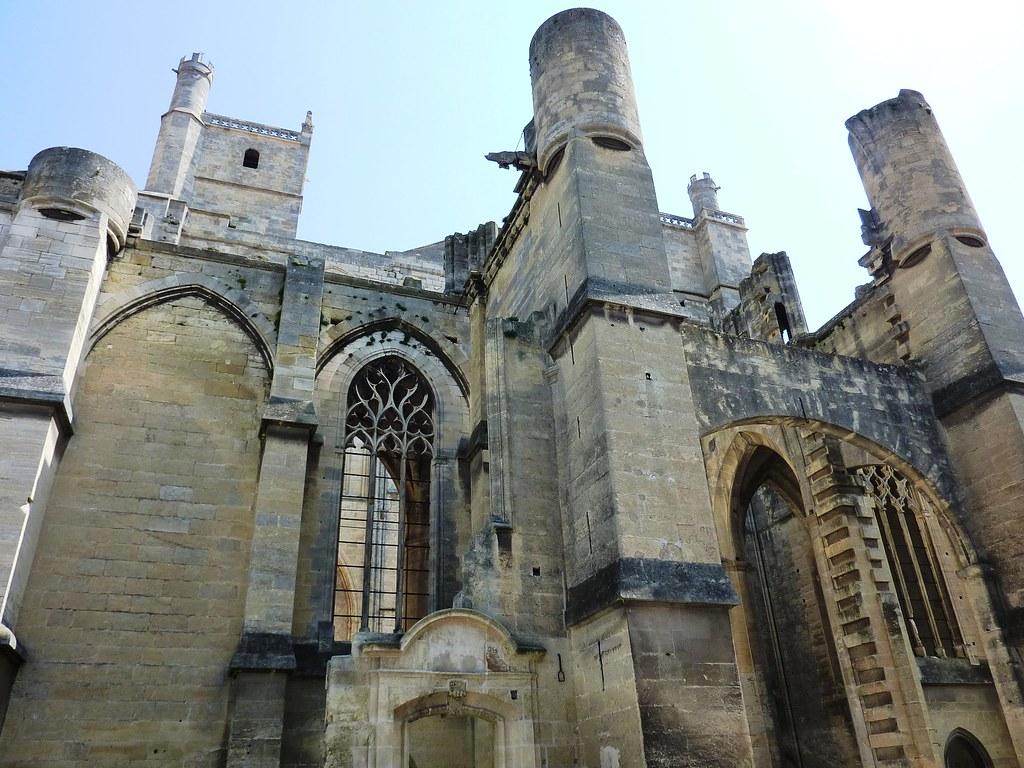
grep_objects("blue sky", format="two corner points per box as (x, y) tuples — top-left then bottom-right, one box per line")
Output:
(2, 0), (1020, 328)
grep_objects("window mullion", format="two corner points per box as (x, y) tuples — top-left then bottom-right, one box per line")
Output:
(393, 452), (409, 634)
(915, 496), (966, 658)
(873, 484), (926, 655)
(359, 451), (379, 632)
(893, 493), (945, 657)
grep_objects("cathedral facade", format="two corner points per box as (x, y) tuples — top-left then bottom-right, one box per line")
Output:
(1, 8), (1023, 767)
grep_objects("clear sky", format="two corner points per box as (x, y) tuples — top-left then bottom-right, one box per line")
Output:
(1, 0), (1020, 328)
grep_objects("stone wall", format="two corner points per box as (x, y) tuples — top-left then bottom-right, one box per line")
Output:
(0, 295), (268, 764)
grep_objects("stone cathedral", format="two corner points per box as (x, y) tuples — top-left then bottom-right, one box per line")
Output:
(1, 7), (1023, 767)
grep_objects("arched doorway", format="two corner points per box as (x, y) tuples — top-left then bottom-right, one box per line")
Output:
(732, 445), (860, 767)
(406, 712), (496, 768)
(945, 730), (993, 768)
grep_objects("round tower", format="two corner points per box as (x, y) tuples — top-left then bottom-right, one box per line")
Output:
(688, 172), (721, 215)
(145, 53), (214, 198)
(168, 52), (214, 117)
(21, 147), (138, 249)
(846, 89), (984, 260)
(529, 8), (642, 174)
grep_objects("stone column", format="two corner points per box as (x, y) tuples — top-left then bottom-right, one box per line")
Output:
(226, 253), (325, 766)
(848, 90), (1024, 681)
(0, 148), (135, 728)
(526, 11), (757, 764)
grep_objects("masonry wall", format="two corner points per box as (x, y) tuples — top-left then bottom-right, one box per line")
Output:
(942, 392), (1024, 615)
(924, 684), (1017, 767)
(0, 295), (268, 764)
(177, 115), (309, 239)
(661, 224), (704, 298)
(568, 606), (645, 768)
(742, 487), (861, 767)
(809, 286), (904, 363)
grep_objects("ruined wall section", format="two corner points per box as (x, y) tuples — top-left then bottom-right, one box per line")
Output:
(683, 324), (956, 500)
(458, 319), (566, 640)
(95, 240), (285, 334)
(722, 251), (807, 343)
(805, 284), (905, 363)
(171, 224), (447, 293)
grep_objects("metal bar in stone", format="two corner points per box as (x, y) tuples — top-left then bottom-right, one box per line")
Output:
(359, 452), (379, 632)
(393, 454), (409, 634)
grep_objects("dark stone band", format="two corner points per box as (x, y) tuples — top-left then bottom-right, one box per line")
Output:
(230, 631), (297, 671)
(566, 557), (740, 625)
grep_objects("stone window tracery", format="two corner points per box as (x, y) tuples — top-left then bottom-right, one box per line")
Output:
(334, 357), (434, 640)
(856, 464), (965, 658)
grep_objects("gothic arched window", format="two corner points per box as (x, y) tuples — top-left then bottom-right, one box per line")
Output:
(334, 357), (434, 640)
(856, 465), (965, 658)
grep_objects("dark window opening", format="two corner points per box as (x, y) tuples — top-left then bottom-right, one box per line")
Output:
(545, 147), (565, 180)
(902, 243), (932, 268)
(591, 135), (631, 151)
(39, 207), (85, 222)
(945, 729), (993, 768)
(774, 302), (792, 343)
(243, 148), (260, 169)
(955, 234), (985, 248)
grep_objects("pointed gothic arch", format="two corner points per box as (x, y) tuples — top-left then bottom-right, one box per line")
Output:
(719, 433), (862, 768)
(704, 419), (1024, 766)
(945, 728), (993, 768)
(317, 317), (469, 396)
(89, 275), (276, 370)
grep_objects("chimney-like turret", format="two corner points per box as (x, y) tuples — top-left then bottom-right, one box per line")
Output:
(529, 9), (642, 174)
(145, 53), (214, 198)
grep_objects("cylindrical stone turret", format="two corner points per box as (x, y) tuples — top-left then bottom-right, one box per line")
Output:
(846, 89), (984, 259)
(529, 8), (642, 173)
(688, 172), (721, 215)
(168, 52), (214, 117)
(21, 147), (138, 249)
(145, 53), (214, 198)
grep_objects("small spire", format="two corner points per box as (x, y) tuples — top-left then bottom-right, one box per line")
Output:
(302, 111), (314, 134)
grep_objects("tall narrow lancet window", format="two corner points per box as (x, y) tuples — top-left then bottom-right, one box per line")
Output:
(856, 465), (965, 658)
(334, 357), (434, 640)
